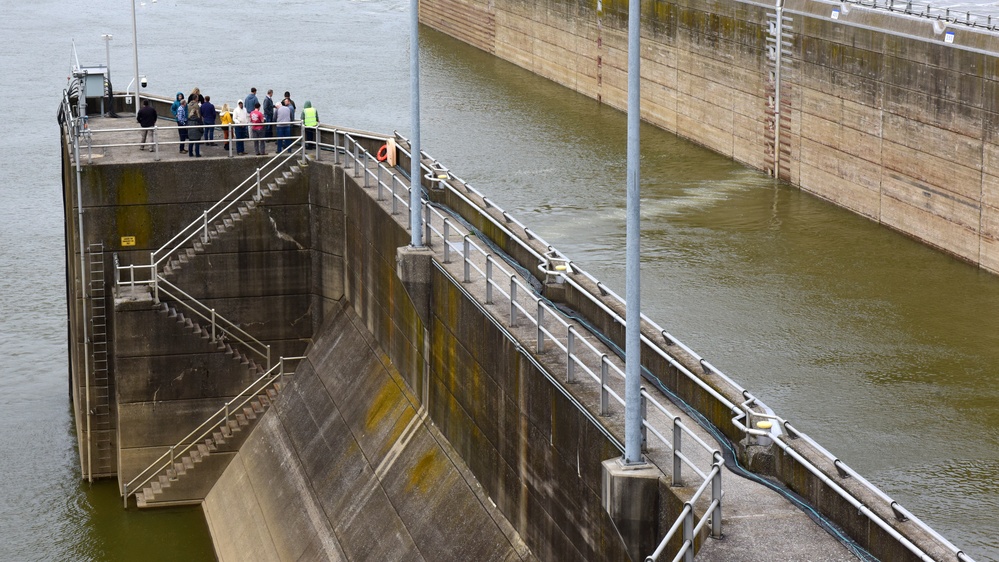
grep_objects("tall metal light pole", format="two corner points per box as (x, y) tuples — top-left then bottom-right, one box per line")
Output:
(130, 0), (140, 117)
(101, 34), (112, 80)
(624, 0), (644, 465)
(409, 0), (423, 247)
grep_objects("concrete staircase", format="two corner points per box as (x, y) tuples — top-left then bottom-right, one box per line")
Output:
(129, 158), (308, 508)
(135, 381), (282, 508)
(160, 162), (307, 278)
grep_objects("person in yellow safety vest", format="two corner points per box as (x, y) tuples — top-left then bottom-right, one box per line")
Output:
(302, 101), (319, 149)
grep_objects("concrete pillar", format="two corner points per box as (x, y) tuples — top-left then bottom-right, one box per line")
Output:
(602, 457), (660, 561)
(396, 245), (434, 327)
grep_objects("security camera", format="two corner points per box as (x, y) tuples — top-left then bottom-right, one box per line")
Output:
(140, 76), (148, 88)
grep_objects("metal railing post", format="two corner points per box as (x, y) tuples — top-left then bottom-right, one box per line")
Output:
(211, 308), (216, 342)
(255, 167), (261, 198)
(363, 152), (370, 188)
(315, 128), (321, 160)
(123, 484), (128, 508)
(567, 326), (576, 382)
(153, 128), (160, 161)
(150, 252), (158, 302)
(463, 237), (471, 283)
(202, 210), (208, 242)
(424, 204), (432, 244)
(640, 387), (648, 452)
(443, 220), (451, 263)
(224, 400), (230, 421)
(391, 175), (399, 215)
(377, 166), (384, 201)
(683, 507), (694, 562)
(510, 276), (517, 326)
(712, 459), (723, 538)
(537, 302), (545, 353)
(485, 256), (493, 304)
(169, 445), (175, 467)
(267, 344), (272, 370)
(672, 417), (683, 486)
(600, 355), (609, 415)
(353, 143), (360, 177)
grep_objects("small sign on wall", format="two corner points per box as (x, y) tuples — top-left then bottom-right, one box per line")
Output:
(831, 9), (840, 19)
(121, 236), (136, 247)
(945, 31), (955, 43)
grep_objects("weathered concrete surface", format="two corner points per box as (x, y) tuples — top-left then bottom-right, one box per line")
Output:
(204, 301), (534, 562)
(420, 0), (999, 273)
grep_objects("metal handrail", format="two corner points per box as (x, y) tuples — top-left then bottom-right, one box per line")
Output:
(153, 275), (271, 367)
(122, 356), (306, 507)
(340, 133), (973, 562)
(842, 0), (999, 31)
(340, 133), (723, 507)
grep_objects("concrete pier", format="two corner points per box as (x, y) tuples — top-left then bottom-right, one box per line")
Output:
(61, 99), (967, 559)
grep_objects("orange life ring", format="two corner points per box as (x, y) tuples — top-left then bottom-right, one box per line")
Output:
(376, 144), (389, 162)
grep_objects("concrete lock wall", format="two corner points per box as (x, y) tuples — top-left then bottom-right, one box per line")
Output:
(419, 0), (999, 272)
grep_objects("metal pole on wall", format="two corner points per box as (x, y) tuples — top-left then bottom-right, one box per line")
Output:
(409, 0), (423, 247)
(624, 0), (643, 465)
(130, 0), (140, 117)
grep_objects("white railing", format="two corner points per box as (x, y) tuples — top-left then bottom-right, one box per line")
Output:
(334, 131), (974, 562)
(122, 356), (306, 508)
(338, 132), (724, 548)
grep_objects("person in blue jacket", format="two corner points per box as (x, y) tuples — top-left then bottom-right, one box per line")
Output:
(170, 92), (184, 118)
(244, 88), (259, 120)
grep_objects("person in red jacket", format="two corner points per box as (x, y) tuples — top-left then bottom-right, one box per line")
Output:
(249, 102), (266, 156)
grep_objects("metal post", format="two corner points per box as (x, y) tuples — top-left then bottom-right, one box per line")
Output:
(409, 0), (424, 248)
(640, 387), (648, 452)
(256, 168), (261, 197)
(130, 0), (140, 117)
(364, 152), (370, 188)
(391, 175), (399, 215)
(463, 237), (470, 282)
(170, 445), (175, 466)
(683, 507), (694, 562)
(315, 128), (321, 160)
(153, 127), (160, 161)
(202, 210), (208, 242)
(510, 276), (517, 326)
(123, 484), (128, 508)
(443, 219), (451, 263)
(711, 458), (723, 538)
(266, 344), (272, 370)
(425, 204), (432, 244)
(353, 142), (360, 176)
(567, 326), (576, 382)
(672, 417), (683, 486)
(623, 0), (644, 466)
(211, 308), (216, 342)
(486, 256), (493, 304)
(150, 251), (158, 302)
(537, 302), (545, 353)
(600, 355), (609, 415)
(224, 400), (230, 421)
(377, 165), (384, 201)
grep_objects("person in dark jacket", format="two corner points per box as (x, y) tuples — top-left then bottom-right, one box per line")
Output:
(137, 100), (158, 151)
(201, 96), (217, 145)
(262, 89), (275, 139)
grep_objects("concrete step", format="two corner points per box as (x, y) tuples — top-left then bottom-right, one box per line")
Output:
(159, 474), (171, 488)
(143, 488), (155, 503)
(220, 424), (233, 438)
(174, 461), (187, 476)
(212, 431), (226, 444)
(197, 443), (210, 457)
(257, 395), (272, 408)
(151, 481), (162, 495)
(190, 450), (202, 463)
(251, 399), (266, 414)
(136, 494), (147, 509)
(235, 413), (248, 427)
(290, 165), (303, 173)
(206, 439), (218, 452)
(182, 456), (195, 470)
(242, 406), (257, 421)
(167, 467), (178, 481)
(223, 218), (234, 229)
(266, 387), (279, 401)
(193, 241), (204, 253)
(238, 207), (250, 217)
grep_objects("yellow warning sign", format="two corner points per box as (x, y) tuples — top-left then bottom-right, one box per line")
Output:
(121, 236), (136, 247)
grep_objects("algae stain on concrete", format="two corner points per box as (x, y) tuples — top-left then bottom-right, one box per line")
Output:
(116, 168), (152, 248)
(406, 450), (445, 495)
(365, 377), (401, 433)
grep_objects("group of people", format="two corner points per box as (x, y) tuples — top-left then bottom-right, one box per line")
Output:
(136, 86), (319, 156)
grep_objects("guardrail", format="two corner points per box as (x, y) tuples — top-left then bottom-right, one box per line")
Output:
(844, 0), (999, 30)
(334, 131), (974, 561)
(337, 132), (725, 555)
(122, 355), (306, 508)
